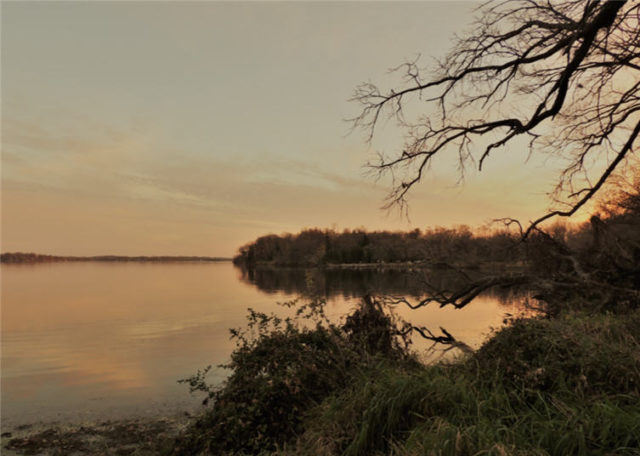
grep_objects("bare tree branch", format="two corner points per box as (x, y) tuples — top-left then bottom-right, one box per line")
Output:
(352, 0), (640, 231)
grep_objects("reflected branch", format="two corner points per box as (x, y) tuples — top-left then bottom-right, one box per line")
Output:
(397, 323), (473, 355)
(383, 274), (531, 310)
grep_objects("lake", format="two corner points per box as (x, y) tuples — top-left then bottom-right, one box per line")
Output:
(1, 262), (528, 428)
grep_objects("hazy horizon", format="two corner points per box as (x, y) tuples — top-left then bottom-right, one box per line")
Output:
(2, 1), (573, 257)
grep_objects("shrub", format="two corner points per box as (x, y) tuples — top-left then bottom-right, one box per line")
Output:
(172, 298), (411, 455)
(173, 301), (640, 455)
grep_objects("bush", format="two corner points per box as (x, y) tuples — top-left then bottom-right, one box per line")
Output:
(472, 311), (640, 396)
(290, 310), (640, 456)
(172, 298), (412, 455)
(173, 299), (640, 456)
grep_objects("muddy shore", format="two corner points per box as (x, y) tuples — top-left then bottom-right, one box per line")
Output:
(1, 412), (192, 455)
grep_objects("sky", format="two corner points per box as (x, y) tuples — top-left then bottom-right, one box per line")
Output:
(1, 1), (563, 257)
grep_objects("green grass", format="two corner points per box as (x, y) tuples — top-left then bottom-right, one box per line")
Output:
(172, 306), (640, 456)
(286, 310), (640, 456)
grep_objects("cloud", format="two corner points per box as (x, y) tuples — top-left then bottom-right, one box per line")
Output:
(2, 116), (374, 206)
(2, 115), (558, 256)
(1, 117), (392, 254)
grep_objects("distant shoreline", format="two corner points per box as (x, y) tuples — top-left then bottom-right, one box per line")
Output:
(236, 260), (527, 271)
(0, 252), (232, 264)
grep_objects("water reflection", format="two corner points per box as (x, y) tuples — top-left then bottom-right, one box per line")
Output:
(2, 262), (530, 427)
(236, 264), (527, 306)
(236, 264), (533, 362)
(2, 262), (295, 426)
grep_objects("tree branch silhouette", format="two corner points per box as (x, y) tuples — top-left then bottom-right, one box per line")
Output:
(352, 0), (639, 235)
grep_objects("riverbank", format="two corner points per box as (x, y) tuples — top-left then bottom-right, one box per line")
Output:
(4, 303), (639, 455)
(235, 258), (528, 270)
(170, 300), (640, 455)
(2, 413), (189, 455)
(1, 397), (202, 455)
(240, 259), (528, 272)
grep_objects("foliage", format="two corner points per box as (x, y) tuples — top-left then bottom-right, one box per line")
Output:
(172, 298), (414, 455)
(473, 312), (640, 397)
(287, 310), (640, 456)
(233, 227), (524, 267)
(342, 295), (412, 358)
(174, 292), (640, 456)
(521, 173), (640, 315)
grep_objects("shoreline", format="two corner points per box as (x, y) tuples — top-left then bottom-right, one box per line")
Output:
(1, 398), (206, 455)
(1, 391), (206, 455)
(238, 260), (528, 271)
(0, 253), (232, 264)
(2, 411), (190, 455)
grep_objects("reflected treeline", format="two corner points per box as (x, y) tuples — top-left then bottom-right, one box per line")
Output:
(235, 264), (527, 306)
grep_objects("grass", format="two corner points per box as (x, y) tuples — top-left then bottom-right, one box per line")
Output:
(290, 310), (640, 456)
(172, 304), (640, 456)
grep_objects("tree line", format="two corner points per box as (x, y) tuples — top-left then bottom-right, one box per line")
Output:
(233, 226), (527, 267)
(234, 170), (640, 273)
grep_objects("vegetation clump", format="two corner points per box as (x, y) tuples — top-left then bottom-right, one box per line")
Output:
(233, 227), (524, 267)
(171, 299), (414, 455)
(473, 312), (640, 397)
(284, 312), (640, 456)
(172, 299), (640, 456)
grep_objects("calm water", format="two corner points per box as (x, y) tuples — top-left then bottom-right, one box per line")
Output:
(1, 262), (527, 427)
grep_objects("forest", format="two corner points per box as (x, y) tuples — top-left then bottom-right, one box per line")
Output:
(233, 226), (526, 267)
(233, 219), (601, 269)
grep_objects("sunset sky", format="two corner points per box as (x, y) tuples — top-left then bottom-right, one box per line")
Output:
(2, 1), (566, 257)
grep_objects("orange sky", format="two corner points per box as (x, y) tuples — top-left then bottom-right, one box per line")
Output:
(1, 1), (578, 257)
